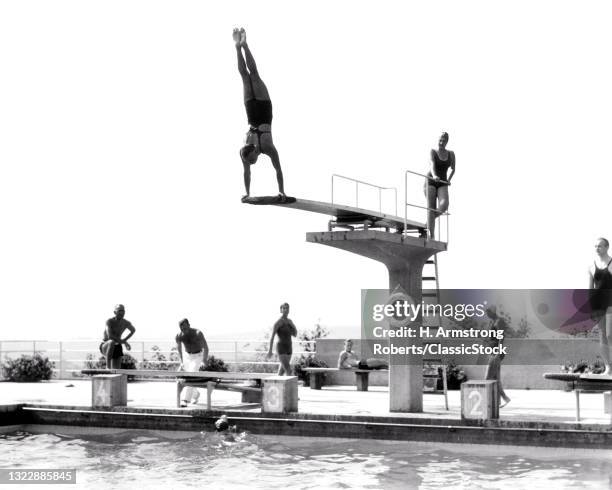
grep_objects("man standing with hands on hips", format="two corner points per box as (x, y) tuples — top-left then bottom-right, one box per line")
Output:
(176, 318), (209, 407)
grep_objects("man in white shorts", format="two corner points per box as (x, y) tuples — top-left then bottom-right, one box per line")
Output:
(175, 318), (209, 407)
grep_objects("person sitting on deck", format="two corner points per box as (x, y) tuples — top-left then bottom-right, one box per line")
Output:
(267, 302), (297, 375)
(233, 27), (286, 201)
(100, 304), (136, 369)
(176, 318), (209, 407)
(337, 339), (388, 370)
(425, 132), (456, 239)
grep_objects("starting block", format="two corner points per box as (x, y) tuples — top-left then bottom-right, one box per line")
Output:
(92, 374), (127, 408)
(262, 376), (298, 413)
(461, 380), (498, 420)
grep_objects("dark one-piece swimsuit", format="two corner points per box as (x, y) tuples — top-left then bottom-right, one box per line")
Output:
(591, 258), (612, 313)
(244, 78), (273, 151)
(426, 151), (452, 189)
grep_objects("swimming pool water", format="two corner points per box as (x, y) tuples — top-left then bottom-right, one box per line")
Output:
(1, 426), (611, 489)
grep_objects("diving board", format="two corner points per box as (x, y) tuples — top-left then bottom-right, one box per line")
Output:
(544, 372), (612, 421)
(244, 197), (427, 234)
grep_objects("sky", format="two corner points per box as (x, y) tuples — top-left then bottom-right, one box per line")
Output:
(1, 0), (611, 341)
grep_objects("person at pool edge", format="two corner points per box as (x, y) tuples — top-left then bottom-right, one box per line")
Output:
(484, 305), (511, 408)
(100, 304), (136, 369)
(233, 27), (286, 202)
(425, 132), (456, 239)
(267, 303), (297, 375)
(338, 339), (388, 370)
(589, 237), (612, 376)
(176, 318), (209, 407)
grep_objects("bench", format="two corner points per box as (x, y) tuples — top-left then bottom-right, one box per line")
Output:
(81, 369), (278, 410)
(303, 367), (388, 391)
(544, 372), (612, 421)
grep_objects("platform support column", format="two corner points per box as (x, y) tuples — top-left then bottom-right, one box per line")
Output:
(387, 263), (425, 412)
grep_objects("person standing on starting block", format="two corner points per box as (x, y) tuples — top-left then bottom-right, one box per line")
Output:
(425, 132), (455, 239)
(589, 237), (612, 375)
(176, 318), (209, 407)
(100, 304), (136, 369)
(267, 302), (297, 375)
(233, 27), (286, 201)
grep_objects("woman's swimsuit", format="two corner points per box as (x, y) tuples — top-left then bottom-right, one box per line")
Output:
(244, 77), (273, 148)
(591, 258), (612, 312)
(426, 150), (452, 189)
(275, 318), (294, 356)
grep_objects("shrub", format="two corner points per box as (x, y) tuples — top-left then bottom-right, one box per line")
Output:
(294, 355), (328, 385)
(561, 359), (605, 374)
(2, 354), (54, 382)
(298, 323), (330, 353)
(233, 362), (278, 374)
(201, 356), (229, 373)
(84, 353), (137, 370)
(436, 362), (468, 390)
(142, 346), (180, 371)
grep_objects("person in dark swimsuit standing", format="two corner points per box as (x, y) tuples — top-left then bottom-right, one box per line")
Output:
(267, 302), (297, 375)
(589, 237), (612, 375)
(425, 132), (456, 239)
(233, 28), (286, 201)
(483, 305), (511, 407)
(100, 304), (136, 369)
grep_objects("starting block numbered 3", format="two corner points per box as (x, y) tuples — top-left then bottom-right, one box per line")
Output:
(461, 380), (499, 420)
(262, 376), (298, 413)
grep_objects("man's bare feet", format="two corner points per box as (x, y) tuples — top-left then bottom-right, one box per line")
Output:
(500, 397), (511, 408)
(232, 28), (241, 45)
(241, 194), (250, 202)
(239, 28), (247, 46)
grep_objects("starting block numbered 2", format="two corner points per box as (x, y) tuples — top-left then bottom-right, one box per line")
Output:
(461, 380), (499, 420)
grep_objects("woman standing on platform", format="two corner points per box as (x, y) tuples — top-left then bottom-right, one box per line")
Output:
(267, 303), (297, 375)
(589, 237), (612, 375)
(425, 132), (455, 239)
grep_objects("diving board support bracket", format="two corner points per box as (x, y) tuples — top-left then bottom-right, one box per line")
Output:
(306, 230), (446, 412)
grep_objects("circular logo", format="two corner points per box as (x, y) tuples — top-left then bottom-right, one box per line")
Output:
(385, 289), (417, 328)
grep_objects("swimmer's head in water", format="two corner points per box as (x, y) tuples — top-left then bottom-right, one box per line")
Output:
(439, 132), (449, 148)
(179, 318), (190, 332)
(596, 237), (610, 256)
(215, 414), (230, 432)
(240, 144), (259, 165)
(114, 304), (125, 319)
(280, 302), (290, 315)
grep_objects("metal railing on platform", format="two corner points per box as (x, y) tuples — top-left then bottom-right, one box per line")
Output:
(331, 174), (398, 216)
(404, 169), (450, 243)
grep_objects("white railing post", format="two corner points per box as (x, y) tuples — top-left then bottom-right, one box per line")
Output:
(59, 341), (64, 380)
(33, 340), (36, 355)
(234, 341), (238, 362)
(141, 342), (145, 368)
(355, 182), (359, 207)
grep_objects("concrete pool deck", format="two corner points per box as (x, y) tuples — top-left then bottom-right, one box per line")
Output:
(2, 380), (612, 448)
